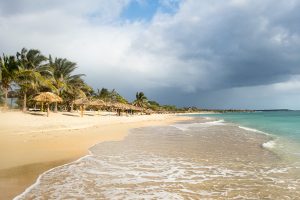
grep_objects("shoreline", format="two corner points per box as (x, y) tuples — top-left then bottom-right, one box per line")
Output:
(14, 116), (300, 199)
(0, 111), (191, 200)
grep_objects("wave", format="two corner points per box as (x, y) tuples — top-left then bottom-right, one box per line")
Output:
(262, 140), (276, 149)
(237, 126), (277, 151)
(238, 126), (267, 134)
(171, 120), (225, 131)
(13, 154), (93, 200)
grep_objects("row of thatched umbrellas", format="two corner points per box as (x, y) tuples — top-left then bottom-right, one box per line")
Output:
(33, 92), (151, 117)
(74, 98), (149, 117)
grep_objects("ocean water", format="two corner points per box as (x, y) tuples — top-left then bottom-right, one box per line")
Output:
(198, 111), (300, 161)
(15, 117), (300, 199)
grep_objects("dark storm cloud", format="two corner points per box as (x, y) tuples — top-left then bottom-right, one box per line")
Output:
(135, 0), (300, 90)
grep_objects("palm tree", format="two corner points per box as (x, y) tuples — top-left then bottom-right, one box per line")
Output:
(96, 88), (110, 101)
(63, 77), (89, 112)
(49, 56), (85, 112)
(0, 54), (18, 108)
(133, 92), (148, 107)
(16, 48), (50, 112)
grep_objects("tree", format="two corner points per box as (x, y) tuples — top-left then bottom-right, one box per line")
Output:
(16, 48), (50, 111)
(49, 56), (85, 112)
(109, 89), (128, 104)
(63, 77), (89, 112)
(95, 88), (110, 101)
(148, 100), (160, 111)
(133, 92), (148, 107)
(0, 54), (18, 108)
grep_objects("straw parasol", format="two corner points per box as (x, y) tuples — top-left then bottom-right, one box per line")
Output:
(89, 99), (106, 115)
(33, 92), (63, 117)
(89, 99), (106, 107)
(74, 98), (89, 117)
(111, 102), (129, 116)
(145, 108), (154, 115)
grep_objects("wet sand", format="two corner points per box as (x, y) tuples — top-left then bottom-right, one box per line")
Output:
(16, 118), (300, 199)
(0, 111), (189, 200)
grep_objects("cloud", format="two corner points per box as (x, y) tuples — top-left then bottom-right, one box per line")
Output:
(0, 0), (300, 108)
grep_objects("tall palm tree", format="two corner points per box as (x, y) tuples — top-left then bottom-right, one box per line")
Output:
(16, 48), (50, 112)
(49, 56), (85, 112)
(0, 54), (18, 108)
(63, 77), (89, 112)
(133, 92), (148, 107)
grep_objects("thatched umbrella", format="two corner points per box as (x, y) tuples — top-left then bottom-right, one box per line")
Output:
(74, 98), (89, 117)
(89, 99), (106, 115)
(89, 99), (106, 107)
(132, 105), (143, 112)
(111, 102), (128, 116)
(33, 92), (63, 117)
(145, 109), (154, 115)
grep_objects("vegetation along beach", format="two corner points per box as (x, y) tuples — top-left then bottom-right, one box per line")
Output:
(1, 0), (300, 199)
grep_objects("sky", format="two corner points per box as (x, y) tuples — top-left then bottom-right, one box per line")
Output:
(1, 0), (300, 109)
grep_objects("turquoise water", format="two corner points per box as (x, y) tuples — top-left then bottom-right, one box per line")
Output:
(197, 111), (300, 160)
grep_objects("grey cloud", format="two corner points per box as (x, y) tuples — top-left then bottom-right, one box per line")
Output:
(136, 0), (300, 90)
(1, 0), (300, 109)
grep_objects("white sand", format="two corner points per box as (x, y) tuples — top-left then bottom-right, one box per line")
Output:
(0, 110), (190, 199)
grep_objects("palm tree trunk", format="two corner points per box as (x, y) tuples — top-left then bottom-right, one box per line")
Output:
(41, 102), (44, 112)
(70, 102), (74, 112)
(22, 93), (27, 112)
(80, 105), (83, 117)
(3, 87), (8, 108)
(54, 102), (58, 113)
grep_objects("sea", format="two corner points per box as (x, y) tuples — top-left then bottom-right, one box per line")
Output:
(199, 111), (300, 162)
(15, 112), (300, 199)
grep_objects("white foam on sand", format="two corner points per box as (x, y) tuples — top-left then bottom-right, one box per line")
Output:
(262, 140), (277, 149)
(237, 126), (278, 150)
(14, 151), (299, 199)
(238, 126), (267, 134)
(171, 120), (225, 131)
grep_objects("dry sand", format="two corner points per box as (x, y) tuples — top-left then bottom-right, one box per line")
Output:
(0, 111), (189, 200)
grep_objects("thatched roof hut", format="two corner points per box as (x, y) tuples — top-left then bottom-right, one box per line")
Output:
(145, 109), (154, 115)
(74, 98), (89, 106)
(34, 92), (62, 103)
(33, 92), (63, 117)
(89, 99), (106, 107)
(112, 102), (128, 110)
(74, 98), (90, 117)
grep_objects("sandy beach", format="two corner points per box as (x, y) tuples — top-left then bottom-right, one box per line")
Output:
(0, 111), (189, 200)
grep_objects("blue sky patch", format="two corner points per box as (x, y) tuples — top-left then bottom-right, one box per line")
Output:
(121, 0), (181, 22)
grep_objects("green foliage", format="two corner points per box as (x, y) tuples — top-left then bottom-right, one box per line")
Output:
(1, 47), (205, 113)
(148, 100), (160, 106)
(94, 88), (128, 103)
(96, 88), (110, 101)
(0, 54), (18, 107)
(134, 91), (148, 107)
(0, 88), (3, 105)
(162, 105), (178, 111)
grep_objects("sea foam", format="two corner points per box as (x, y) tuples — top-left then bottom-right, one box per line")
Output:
(262, 140), (276, 149)
(171, 120), (225, 131)
(238, 126), (266, 134)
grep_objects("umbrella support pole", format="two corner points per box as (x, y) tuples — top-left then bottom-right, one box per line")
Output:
(80, 105), (83, 117)
(47, 103), (50, 117)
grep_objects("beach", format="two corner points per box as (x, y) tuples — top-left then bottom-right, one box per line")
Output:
(13, 116), (300, 199)
(0, 111), (189, 200)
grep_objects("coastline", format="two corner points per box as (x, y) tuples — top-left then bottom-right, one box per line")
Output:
(0, 111), (190, 200)
(14, 116), (300, 199)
